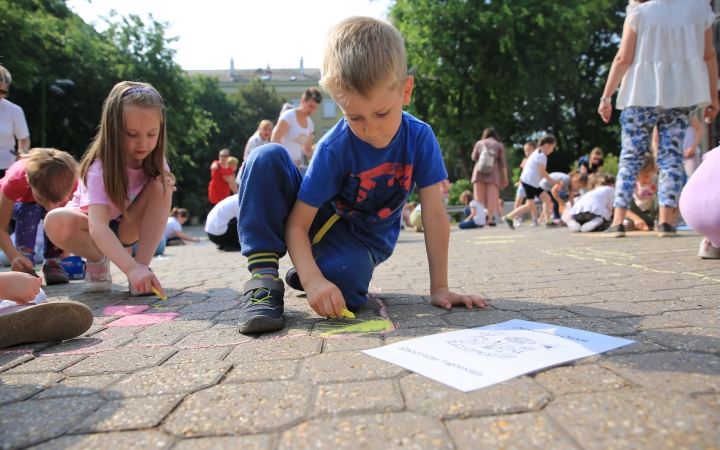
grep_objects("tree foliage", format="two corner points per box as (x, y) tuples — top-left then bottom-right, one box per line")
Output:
(391, 0), (625, 180)
(1, 0), (283, 216)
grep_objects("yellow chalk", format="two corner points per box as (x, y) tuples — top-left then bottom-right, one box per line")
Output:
(151, 286), (167, 300)
(341, 308), (355, 319)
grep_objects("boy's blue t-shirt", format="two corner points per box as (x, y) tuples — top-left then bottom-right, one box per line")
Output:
(299, 111), (448, 264)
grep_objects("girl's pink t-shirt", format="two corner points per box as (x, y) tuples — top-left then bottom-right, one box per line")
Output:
(68, 159), (169, 220)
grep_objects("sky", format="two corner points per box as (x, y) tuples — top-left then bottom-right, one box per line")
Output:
(66, 0), (394, 71)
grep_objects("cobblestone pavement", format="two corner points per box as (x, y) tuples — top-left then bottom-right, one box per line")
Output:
(1, 225), (719, 449)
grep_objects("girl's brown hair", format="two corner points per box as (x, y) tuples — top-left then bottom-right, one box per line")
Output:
(79, 81), (167, 217)
(538, 134), (557, 147)
(170, 207), (189, 218)
(569, 171), (589, 187)
(460, 190), (474, 204)
(639, 152), (657, 174)
(481, 127), (502, 143)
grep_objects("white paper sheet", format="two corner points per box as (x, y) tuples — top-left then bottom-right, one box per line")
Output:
(363, 319), (634, 392)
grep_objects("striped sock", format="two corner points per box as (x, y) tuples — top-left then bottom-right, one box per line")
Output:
(247, 252), (279, 278)
(253, 268), (280, 279)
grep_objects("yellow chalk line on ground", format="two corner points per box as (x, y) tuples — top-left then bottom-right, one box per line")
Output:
(316, 319), (395, 337)
(542, 250), (720, 284)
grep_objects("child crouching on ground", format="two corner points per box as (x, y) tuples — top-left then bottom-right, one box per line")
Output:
(566, 173), (616, 232)
(624, 152), (657, 231)
(539, 171), (588, 222)
(235, 17), (488, 333)
(0, 149), (77, 284)
(44, 81), (175, 296)
(458, 190), (485, 229)
(680, 146), (720, 258)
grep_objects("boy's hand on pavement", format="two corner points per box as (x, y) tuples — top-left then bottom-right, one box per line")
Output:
(431, 288), (488, 311)
(305, 275), (347, 319)
(0, 273), (41, 304)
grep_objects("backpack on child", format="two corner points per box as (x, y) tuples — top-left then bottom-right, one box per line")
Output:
(476, 141), (498, 174)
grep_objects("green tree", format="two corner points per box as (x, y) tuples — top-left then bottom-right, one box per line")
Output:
(391, 0), (624, 180)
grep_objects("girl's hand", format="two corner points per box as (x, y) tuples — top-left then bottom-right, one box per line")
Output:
(431, 287), (489, 310)
(635, 219), (650, 231)
(598, 101), (612, 123)
(156, 173), (177, 192)
(127, 265), (164, 297)
(684, 147), (696, 158)
(305, 275), (347, 319)
(11, 255), (35, 273)
(0, 273), (42, 304)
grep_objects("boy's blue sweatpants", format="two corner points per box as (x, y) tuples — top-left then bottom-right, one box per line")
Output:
(12, 202), (63, 263)
(237, 144), (374, 308)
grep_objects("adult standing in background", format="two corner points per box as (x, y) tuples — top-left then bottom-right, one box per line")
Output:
(271, 88), (321, 167)
(470, 127), (508, 226)
(208, 149), (236, 206)
(0, 65), (30, 179)
(598, 0), (718, 238)
(243, 120), (273, 161)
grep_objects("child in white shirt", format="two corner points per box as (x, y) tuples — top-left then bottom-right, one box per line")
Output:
(458, 190), (486, 229)
(567, 173), (615, 232)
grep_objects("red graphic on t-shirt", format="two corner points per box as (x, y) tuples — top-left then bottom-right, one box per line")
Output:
(335, 162), (413, 222)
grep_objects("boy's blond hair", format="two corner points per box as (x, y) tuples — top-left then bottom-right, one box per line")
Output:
(320, 17), (407, 103)
(23, 148), (78, 204)
(588, 172), (615, 190)
(227, 156), (239, 170)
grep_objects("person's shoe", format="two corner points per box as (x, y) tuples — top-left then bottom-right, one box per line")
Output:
(43, 259), (70, 285)
(699, 237), (720, 259)
(603, 224), (626, 238)
(581, 217), (605, 232)
(223, 246), (241, 252)
(285, 268), (304, 291)
(568, 221), (581, 232)
(0, 300), (93, 349)
(513, 218), (522, 228)
(83, 256), (112, 293)
(530, 220), (539, 228)
(238, 274), (285, 333)
(658, 223), (677, 237)
(544, 221), (559, 228)
(487, 222), (497, 227)
(503, 215), (515, 230)
(129, 266), (155, 296)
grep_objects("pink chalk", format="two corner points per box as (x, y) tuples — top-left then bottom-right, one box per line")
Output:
(103, 305), (150, 316)
(106, 312), (179, 327)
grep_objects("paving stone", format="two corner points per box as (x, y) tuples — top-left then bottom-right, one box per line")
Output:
(34, 374), (125, 399)
(172, 435), (274, 450)
(5, 355), (87, 374)
(223, 359), (300, 383)
(543, 317), (637, 337)
(638, 327), (720, 354)
(313, 379), (403, 416)
(444, 310), (526, 328)
(534, 364), (632, 395)
(163, 346), (232, 364)
(322, 335), (383, 352)
(71, 394), (183, 432)
(38, 326), (142, 355)
(29, 430), (174, 449)
(546, 391), (720, 449)
(299, 351), (406, 383)
(601, 352), (720, 394)
(173, 322), (253, 347)
(128, 320), (213, 346)
(695, 393), (720, 411)
(178, 300), (239, 314)
(278, 412), (452, 449)
(0, 396), (106, 449)
(163, 381), (311, 436)
(566, 300), (701, 320)
(385, 304), (450, 328)
(62, 347), (177, 376)
(0, 373), (64, 406)
(520, 308), (580, 321)
(0, 353), (33, 373)
(376, 295), (429, 306)
(224, 336), (322, 363)
(109, 362), (230, 398)
(400, 374), (550, 418)
(445, 412), (577, 450)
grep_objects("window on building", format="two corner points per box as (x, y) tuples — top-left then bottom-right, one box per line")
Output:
(323, 100), (337, 119)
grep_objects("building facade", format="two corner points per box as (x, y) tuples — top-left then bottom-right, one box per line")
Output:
(186, 59), (341, 144)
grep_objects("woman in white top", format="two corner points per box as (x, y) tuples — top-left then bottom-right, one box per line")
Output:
(598, 0), (718, 238)
(0, 66), (30, 179)
(243, 120), (273, 162)
(271, 88), (322, 166)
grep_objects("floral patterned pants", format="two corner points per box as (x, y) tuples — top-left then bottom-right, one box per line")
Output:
(616, 106), (694, 209)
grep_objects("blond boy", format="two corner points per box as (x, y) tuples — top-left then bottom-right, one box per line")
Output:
(235, 17), (488, 333)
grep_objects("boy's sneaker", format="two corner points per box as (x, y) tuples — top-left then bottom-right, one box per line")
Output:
(503, 215), (515, 230)
(43, 260), (70, 285)
(658, 223), (677, 238)
(513, 218), (522, 228)
(238, 274), (286, 333)
(285, 268), (304, 291)
(530, 220), (539, 228)
(0, 300), (93, 349)
(699, 237), (720, 259)
(580, 217), (604, 232)
(603, 224), (626, 238)
(545, 221), (559, 228)
(84, 256), (112, 293)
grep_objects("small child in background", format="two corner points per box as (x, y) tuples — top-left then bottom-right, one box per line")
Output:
(512, 141), (537, 227)
(0, 149), (77, 284)
(205, 194), (241, 252)
(401, 201), (417, 229)
(579, 147), (604, 175)
(439, 179), (451, 206)
(539, 171), (588, 221)
(680, 146), (720, 258)
(165, 207), (201, 246)
(458, 190), (486, 229)
(503, 135), (560, 229)
(623, 152), (657, 231)
(409, 203), (423, 232)
(566, 173), (615, 232)
(45, 81), (175, 296)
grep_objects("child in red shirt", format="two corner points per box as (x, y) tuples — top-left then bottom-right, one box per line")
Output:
(0, 148), (77, 283)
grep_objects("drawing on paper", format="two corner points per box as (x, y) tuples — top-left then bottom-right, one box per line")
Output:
(448, 331), (564, 359)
